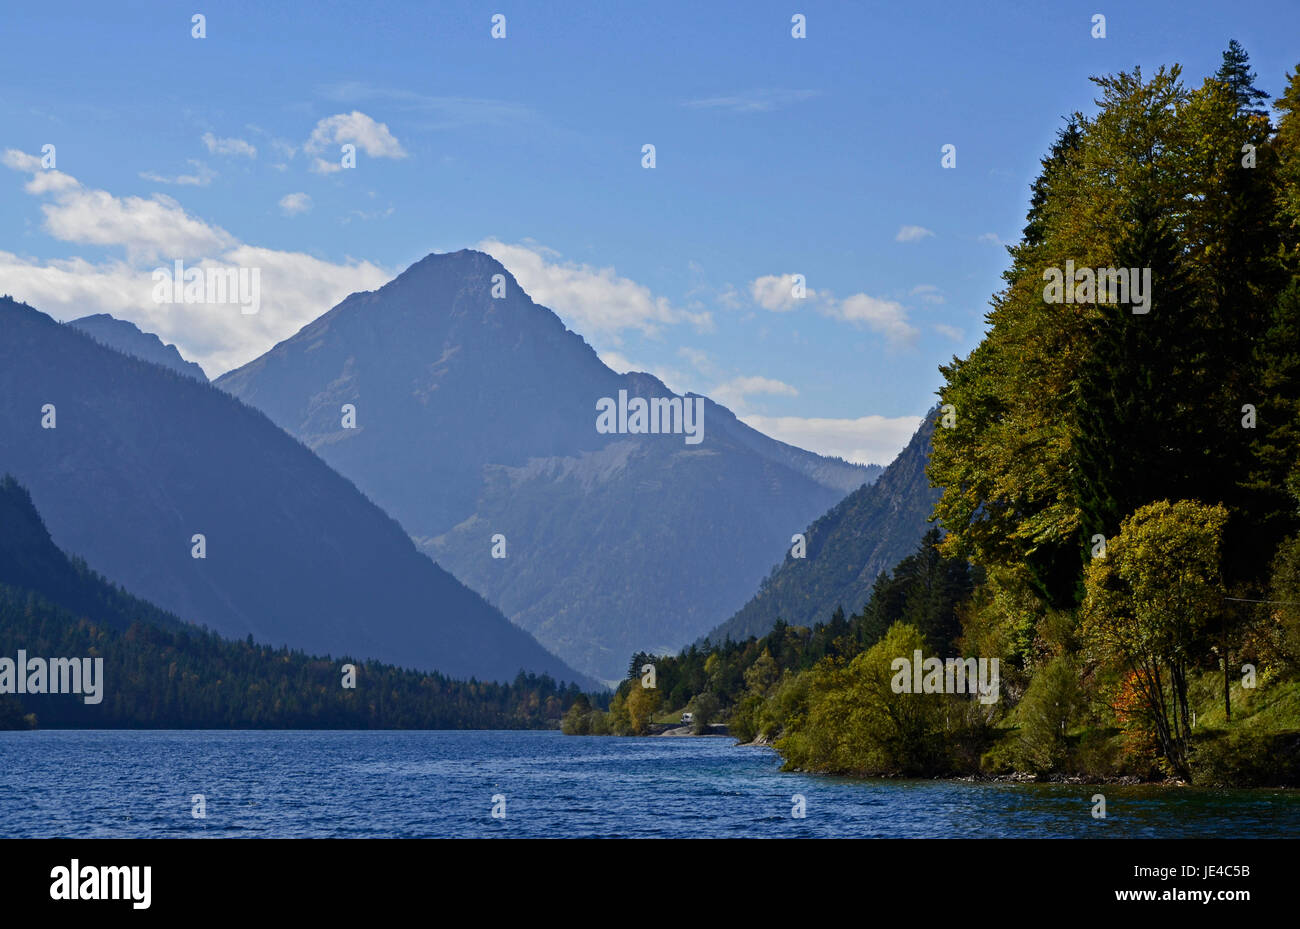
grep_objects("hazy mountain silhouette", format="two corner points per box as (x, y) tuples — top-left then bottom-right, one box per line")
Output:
(705, 411), (941, 643)
(0, 473), (588, 729)
(216, 249), (878, 680)
(69, 313), (208, 381)
(0, 296), (589, 686)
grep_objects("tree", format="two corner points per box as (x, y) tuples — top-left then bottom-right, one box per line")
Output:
(1070, 190), (1195, 563)
(776, 623), (951, 776)
(1215, 39), (1270, 119)
(1276, 64), (1300, 236)
(560, 695), (592, 735)
(856, 528), (977, 650)
(686, 692), (720, 734)
(624, 685), (661, 736)
(933, 56), (1287, 605)
(1015, 655), (1084, 773)
(606, 690), (632, 735)
(1081, 500), (1229, 778)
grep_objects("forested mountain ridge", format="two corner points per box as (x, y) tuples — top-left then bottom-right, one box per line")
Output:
(705, 410), (940, 644)
(69, 313), (208, 381)
(0, 475), (588, 729)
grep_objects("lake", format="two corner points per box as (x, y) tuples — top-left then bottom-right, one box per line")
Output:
(2, 730), (1297, 838)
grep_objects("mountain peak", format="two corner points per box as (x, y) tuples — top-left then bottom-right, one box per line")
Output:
(385, 248), (514, 293)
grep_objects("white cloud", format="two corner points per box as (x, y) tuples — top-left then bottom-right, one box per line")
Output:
(750, 273), (814, 312)
(738, 414), (922, 466)
(477, 238), (712, 342)
(201, 133), (257, 158)
(2, 150), (79, 194)
(3, 149), (389, 376)
(139, 160), (216, 187)
(716, 283), (742, 309)
(910, 284), (945, 304)
(932, 323), (964, 340)
(2, 149), (41, 172)
(677, 347), (713, 374)
(683, 89), (820, 113)
(40, 187), (235, 264)
(343, 206), (395, 223)
(895, 225), (934, 243)
(245, 124), (298, 160)
(709, 376), (798, 413)
(978, 232), (1007, 246)
(305, 111), (406, 173)
(832, 293), (918, 345)
(279, 192), (312, 216)
(23, 169), (80, 195)
(748, 268), (918, 348)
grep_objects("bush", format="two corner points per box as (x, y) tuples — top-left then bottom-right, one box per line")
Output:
(775, 623), (954, 776)
(1191, 728), (1300, 787)
(1014, 655), (1085, 773)
(687, 692), (720, 734)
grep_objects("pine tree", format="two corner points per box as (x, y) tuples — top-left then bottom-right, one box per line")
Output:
(1022, 118), (1082, 249)
(1071, 192), (1195, 556)
(1215, 39), (1271, 119)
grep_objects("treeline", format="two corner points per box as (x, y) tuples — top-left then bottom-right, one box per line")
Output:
(562, 528), (978, 739)
(573, 45), (1300, 788)
(0, 583), (588, 729)
(0, 474), (591, 730)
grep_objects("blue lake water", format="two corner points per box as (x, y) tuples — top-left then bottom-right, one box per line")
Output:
(2, 729), (1297, 838)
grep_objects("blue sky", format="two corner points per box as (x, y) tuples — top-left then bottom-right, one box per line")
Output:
(3, 0), (1298, 465)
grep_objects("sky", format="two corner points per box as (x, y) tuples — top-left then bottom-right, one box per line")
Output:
(3, 0), (1299, 466)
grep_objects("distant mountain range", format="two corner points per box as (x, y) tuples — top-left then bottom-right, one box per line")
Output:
(69, 313), (208, 381)
(705, 410), (941, 643)
(0, 296), (589, 687)
(216, 249), (880, 680)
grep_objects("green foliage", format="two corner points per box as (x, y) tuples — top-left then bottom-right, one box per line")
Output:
(1014, 655), (1085, 773)
(856, 528), (980, 651)
(625, 685), (662, 735)
(919, 44), (1300, 787)
(1081, 500), (1229, 777)
(707, 418), (940, 643)
(606, 690), (632, 735)
(1191, 729), (1300, 787)
(1265, 533), (1300, 666)
(686, 692), (720, 734)
(561, 695), (593, 735)
(1215, 39), (1271, 118)
(929, 52), (1292, 606)
(775, 623), (960, 776)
